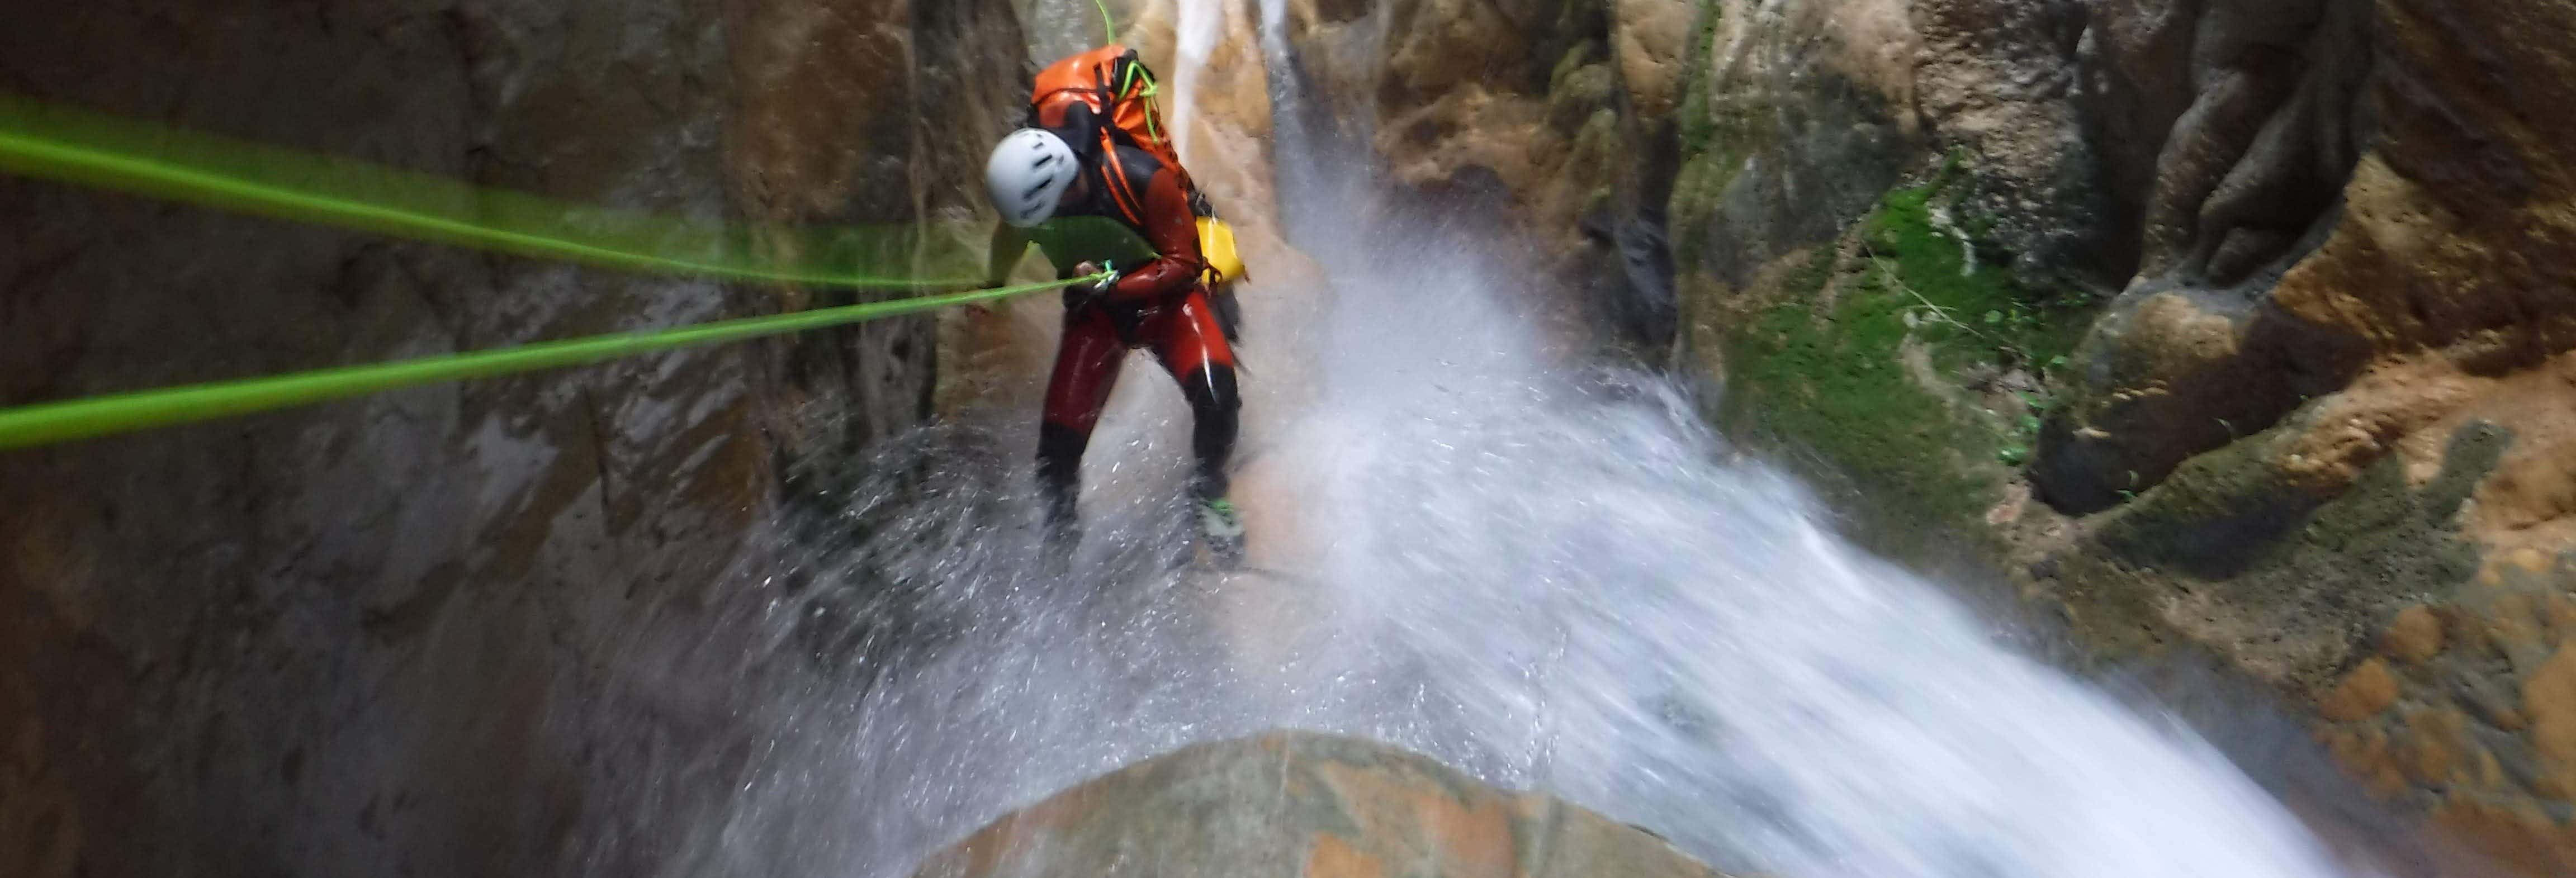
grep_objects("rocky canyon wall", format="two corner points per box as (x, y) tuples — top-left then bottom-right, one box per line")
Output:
(0, 2), (1028, 876)
(12, 0), (2576, 874)
(1274, 0), (2576, 872)
(1267, 0), (1692, 350)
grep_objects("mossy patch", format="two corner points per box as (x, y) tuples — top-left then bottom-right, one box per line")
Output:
(1550, 41), (1599, 96)
(1857, 157), (2096, 376)
(1666, 146), (1742, 274)
(1674, 0), (1725, 156)
(1667, 149), (1718, 271)
(1664, 0), (1732, 274)
(1663, 100), (1778, 278)
(2045, 420), (2506, 689)
(1713, 156), (2105, 553)
(1720, 246), (2001, 539)
(1549, 65), (1619, 131)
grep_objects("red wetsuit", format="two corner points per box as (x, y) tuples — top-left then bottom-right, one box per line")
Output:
(989, 140), (1240, 528)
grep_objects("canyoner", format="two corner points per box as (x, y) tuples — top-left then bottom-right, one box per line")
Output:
(986, 43), (1254, 571)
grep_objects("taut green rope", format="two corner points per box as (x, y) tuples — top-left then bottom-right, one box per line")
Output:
(0, 93), (986, 288)
(0, 274), (1104, 451)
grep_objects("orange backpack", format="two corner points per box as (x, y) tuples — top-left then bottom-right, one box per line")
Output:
(1029, 45), (1194, 201)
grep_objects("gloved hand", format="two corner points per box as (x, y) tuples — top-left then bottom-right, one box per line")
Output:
(1066, 260), (1119, 309)
(1085, 260), (1120, 295)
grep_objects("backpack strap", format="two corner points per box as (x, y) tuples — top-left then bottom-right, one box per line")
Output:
(1095, 144), (1154, 230)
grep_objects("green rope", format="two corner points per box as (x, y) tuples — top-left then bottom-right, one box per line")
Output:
(1136, 65), (1165, 146)
(0, 273), (1105, 451)
(0, 93), (984, 289)
(1094, 0), (1120, 44)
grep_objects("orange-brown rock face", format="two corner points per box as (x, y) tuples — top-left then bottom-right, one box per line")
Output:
(1273, 0), (1689, 350)
(2012, 3), (2576, 868)
(910, 732), (1729, 878)
(1125, 0), (1279, 222)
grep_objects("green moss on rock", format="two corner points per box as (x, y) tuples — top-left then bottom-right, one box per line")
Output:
(2043, 420), (2508, 689)
(1550, 41), (1599, 96)
(1719, 248), (1998, 542)
(1665, 140), (1737, 275)
(1549, 64), (1619, 131)
(1712, 159), (2105, 554)
(1858, 157), (2095, 375)
(1674, 0), (1724, 157)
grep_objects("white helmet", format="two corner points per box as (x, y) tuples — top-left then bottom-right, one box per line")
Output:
(986, 128), (1079, 228)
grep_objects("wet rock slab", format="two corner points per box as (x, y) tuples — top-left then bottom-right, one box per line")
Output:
(912, 731), (1730, 878)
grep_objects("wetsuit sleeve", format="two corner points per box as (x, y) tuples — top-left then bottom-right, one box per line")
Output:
(985, 222), (1029, 287)
(1105, 169), (1205, 301)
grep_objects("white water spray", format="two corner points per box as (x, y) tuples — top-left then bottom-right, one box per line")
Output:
(657, 8), (2369, 878)
(675, 208), (2360, 878)
(1165, 0), (1227, 162)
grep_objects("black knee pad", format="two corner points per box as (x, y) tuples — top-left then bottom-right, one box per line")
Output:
(1036, 423), (1091, 487)
(1181, 364), (1240, 417)
(1181, 366), (1240, 500)
(1036, 421), (1092, 524)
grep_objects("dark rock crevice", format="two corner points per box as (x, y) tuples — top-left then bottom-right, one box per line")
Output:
(2032, 0), (2380, 513)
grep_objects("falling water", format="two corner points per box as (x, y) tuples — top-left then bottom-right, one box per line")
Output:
(1012, 0), (1104, 64)
(646, 6), (2373, 878)
(1165, 0), (1225, 162)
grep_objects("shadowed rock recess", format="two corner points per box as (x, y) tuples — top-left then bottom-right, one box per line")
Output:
(1, 1), (1027, 875)
(1272, 0), (2576, 870)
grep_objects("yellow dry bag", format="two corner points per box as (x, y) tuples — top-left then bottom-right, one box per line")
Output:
(1196, 216), (1248, 286)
